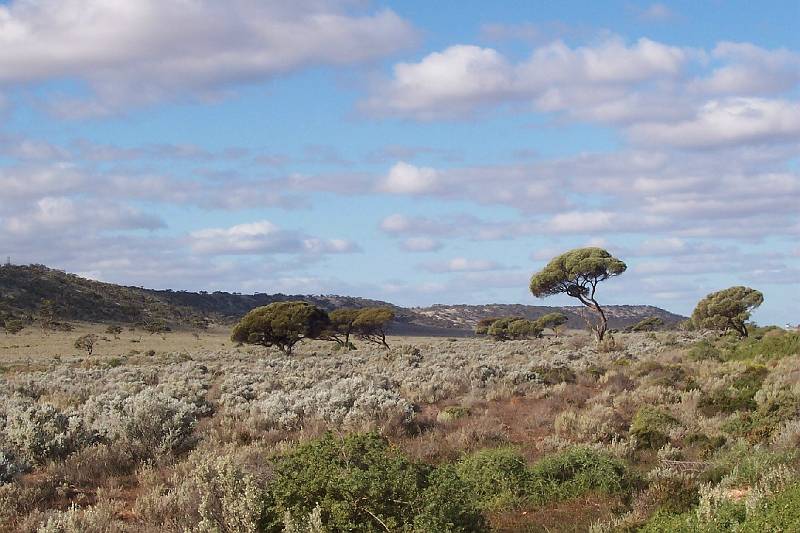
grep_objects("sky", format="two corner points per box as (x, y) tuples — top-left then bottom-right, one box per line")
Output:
(0, 0), (798, 324)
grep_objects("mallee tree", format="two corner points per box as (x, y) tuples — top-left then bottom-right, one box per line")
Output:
(530, 247), (626, 342)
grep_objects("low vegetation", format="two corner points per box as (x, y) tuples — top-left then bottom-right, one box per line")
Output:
(0, 254), (796, 531)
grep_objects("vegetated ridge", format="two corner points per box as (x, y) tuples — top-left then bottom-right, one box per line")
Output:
(0, 264), (685, 335)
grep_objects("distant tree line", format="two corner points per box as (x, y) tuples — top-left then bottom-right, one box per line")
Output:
(231, 301), (395, 354)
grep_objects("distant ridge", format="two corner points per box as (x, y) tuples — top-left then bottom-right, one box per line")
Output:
(0, 264), (686, 335)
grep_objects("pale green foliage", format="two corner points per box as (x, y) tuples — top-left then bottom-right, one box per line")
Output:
(81, 389), (198, 460)
(0, 398), (93, 464)
(231, 301), (330, 354)
(692, 286), (764, 338)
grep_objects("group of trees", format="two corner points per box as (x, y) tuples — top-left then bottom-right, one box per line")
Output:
(231, 301), (395, 354)
(475, 312), (568, 341)
(528, 247), (764, 342)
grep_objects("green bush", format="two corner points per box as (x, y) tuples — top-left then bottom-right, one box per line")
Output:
(455, 447), (530, 510)
(630, 406), (678, 449)
(725, 331), (800, 361)
(687, 339), (722, 362)
(264, 432), (486, 532)
(698, 365), (767, 415)
(528, 446), (633, 503)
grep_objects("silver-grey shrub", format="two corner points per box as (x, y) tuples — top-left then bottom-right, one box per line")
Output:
(81, 389), (199, 459)
(0, 397), (93, 464)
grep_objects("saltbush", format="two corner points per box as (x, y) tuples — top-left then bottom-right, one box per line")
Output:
(0, 398), (93, 464)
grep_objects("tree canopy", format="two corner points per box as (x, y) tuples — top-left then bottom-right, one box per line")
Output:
(535, 312), (569, 334)
(231, 301), (330, 354)
(477, 317), (543, 341)
(327, 308), (361, 349)
(691, 286), (763, 338)
(353, 307), (395, 349)
(530, 247), (626, 341)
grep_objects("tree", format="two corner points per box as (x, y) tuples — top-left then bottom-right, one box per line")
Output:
(353, 307), (395, 349)
(327, 308), (361, 349)
(486, 317), (543, 341)
(105, 325), (123, 339)
(691, 286), (763, 338)
(142, 317), (169, 337)
(3, 319), (25, 335)
(535, 312), (569, 336)
(627, 316), (664, 333)
(530, 247), (627, 342)
(74, 333), (98, 355)
(38, 299), (57, 333)
(475, 317), (500, 336)
(231, 301), (330, 354)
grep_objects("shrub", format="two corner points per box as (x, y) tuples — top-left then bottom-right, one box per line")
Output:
(528, 446), (634, 503)
(687, 339), (722, 362)
(81, 389), (198, 460)
(264, 432), (485, 532)
(0, 450), (25, 484)
(0, 398), (93, 464)
(629, 406), (678, 450)
(698, 365), (767, 415)
(455, 447), (530, 510)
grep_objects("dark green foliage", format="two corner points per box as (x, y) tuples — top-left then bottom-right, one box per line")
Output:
(142, 317), (169, 336)
(327, 308), (361, 348)
(630, 406), (678, 449)
(263, 432), (486, 532)
(529, 247), (626, 341)
(486, 316), (543, 341)
(724, 331), (800, 361)
(353, 307), (394, 349)
(628, 316), (665, 332)
(412, 465), (489, 532)
(687, 339), (723, 361)
(474, 317), (500, 336)
(455, 447), (531, 510)
(532, 365), (577, 385)
(535, 312), (569, 335)
(691, 286), (764, 338)
(698, 365), (767, 415)
(231, 301), (330, 354)
(527, 446), (634, 503)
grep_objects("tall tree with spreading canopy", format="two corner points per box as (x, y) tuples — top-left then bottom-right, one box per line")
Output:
(530, 247), (626, 341)
(231, 301), (330, 354)
(327, 308), (361, 349)
(353, 307), (394, 349)
(691, 286), (763, 338)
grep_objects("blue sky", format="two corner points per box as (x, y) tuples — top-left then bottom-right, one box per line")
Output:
(0, 0), (798, 324)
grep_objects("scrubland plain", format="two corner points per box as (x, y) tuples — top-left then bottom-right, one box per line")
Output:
(1, 325), (799, 531)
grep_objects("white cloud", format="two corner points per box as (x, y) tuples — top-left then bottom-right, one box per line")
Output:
(379, 161), (440, 194)
(400, 237), (442, 252)
(0, 0), (416, 114)
(364, 37), (689, 119)
(187, 220), (357, 256)
(636, 3), (675, 21)
(629, 98), (800, 147)
(423, 257), (503, 273)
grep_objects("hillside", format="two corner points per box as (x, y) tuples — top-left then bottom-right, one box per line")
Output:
(0, 264), (685, 334)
